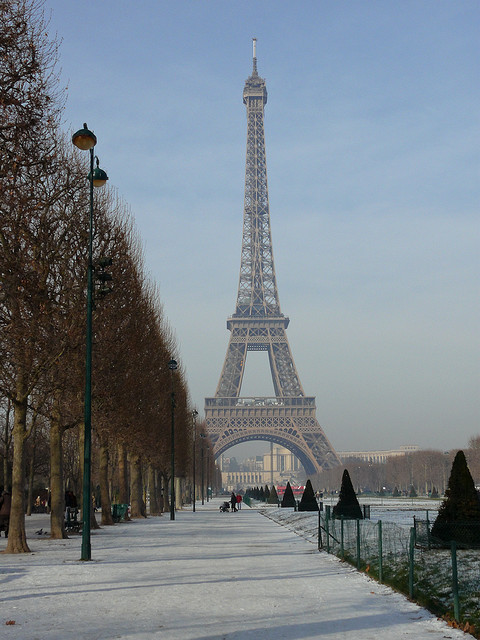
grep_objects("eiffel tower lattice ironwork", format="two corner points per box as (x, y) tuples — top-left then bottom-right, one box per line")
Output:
(205, 40), (340, 475)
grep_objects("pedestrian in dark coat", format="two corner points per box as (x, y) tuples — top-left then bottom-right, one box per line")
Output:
(0, 486), (12, 537)
(230, 491), (237, 512)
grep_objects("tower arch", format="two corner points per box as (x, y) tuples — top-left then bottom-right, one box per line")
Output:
(215, 433), (318, 477)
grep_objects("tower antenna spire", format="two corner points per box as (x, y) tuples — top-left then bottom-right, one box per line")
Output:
(252, 37), (258, 74)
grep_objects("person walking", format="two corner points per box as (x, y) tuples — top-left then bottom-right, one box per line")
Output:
(0, 485), (12, 537)
(230, 491), (237, 512)
(236, 493), (242, 510)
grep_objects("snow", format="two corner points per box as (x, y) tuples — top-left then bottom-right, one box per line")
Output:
(0, 497), (473, 639)
(258, 496), (442, 544)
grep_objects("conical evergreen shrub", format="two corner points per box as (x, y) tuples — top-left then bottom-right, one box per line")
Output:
(281, 481), (296, 508)
(267, 485), (279, 504)
(431, 450), (480, 545)
(332, 469), (363, 519)
(298, 479), (319, 512)
(264, 484), (270, 502)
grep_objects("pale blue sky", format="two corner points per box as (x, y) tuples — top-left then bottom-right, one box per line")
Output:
(45, 1), (479, 455)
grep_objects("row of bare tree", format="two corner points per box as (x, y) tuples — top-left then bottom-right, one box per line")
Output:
(313, 437), (480, 496)
(0, 0), (215, 553)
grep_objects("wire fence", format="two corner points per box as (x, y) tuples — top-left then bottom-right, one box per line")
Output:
(319, 511), (480, 636)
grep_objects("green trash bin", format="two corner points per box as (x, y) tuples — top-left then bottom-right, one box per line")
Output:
(112, 503), (128, 522)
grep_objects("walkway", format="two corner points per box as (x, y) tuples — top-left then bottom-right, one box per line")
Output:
(0, 498), (472, 639)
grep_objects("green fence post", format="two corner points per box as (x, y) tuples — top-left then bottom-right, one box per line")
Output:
(318, 510), (322, 550)
(451, 540), (460, 621)
(356, 519), (361, 569)
(378, 520), (383, 583)
(326, 514), (330, 554)
(426, 510), (431, 550)
(409, 527), (415, 598)
(341, 517), (345, 559)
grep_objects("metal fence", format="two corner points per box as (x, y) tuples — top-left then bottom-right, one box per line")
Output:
(318, 512), (480, 634)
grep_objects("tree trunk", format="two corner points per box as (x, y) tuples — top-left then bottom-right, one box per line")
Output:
(49, 417), (67, 539)
(2, 400), (12, 488)
(118, 442), (129, 506)
(162, 472), (169, 514)
(156, 469), (163, 514)
(2, 454), (8, 491)
(6, 390), (30, 553)
(147, 465), (160, 515)
(90, 505), (100, 529)
(25, 455), (35, 517)
(99, 439), (114, 525)
(176, 477), (182, 510)
(77, 424), (99, 530)
(130, 454), (145, 518)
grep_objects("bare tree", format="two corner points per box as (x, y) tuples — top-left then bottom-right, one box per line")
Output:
(0, 397), (13, 486)
(1, 1), (195, 551)
(466, 436), (480, 483)
(0, 0), (66, 553)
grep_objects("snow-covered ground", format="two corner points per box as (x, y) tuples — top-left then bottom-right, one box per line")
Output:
(325, 495), (441, 527)
(0, 497), (474, 639)
(256, 496), (441, 544)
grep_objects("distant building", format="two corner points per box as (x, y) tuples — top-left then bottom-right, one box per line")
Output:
(220, 444), (421, 490)
(263, 445), (302, 484)
(219, 445), (304, 491)
(337, 445), (420, 465)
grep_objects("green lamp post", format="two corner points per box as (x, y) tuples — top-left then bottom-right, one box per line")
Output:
(72, 123), (108, 561)
(192, 409), (198, 512)
(168, 359), (178, 520)
(200, 433), (206, 505)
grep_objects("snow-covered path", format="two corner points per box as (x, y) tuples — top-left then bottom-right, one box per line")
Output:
(0, 498), (472, 639)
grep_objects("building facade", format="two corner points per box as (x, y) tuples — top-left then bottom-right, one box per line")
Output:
(220, 445), (304, 492)
(337, 445), (420, 465)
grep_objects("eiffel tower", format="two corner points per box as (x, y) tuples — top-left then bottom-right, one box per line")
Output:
(205, 40), (340, 475)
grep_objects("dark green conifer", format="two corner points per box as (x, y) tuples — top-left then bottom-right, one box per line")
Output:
(264, 485), (270, 502)
(431, 450), (480, 545)
(332, 469), (363, 519)
(267, 485), (279, 504)
(298, 479), (319, 512)
(281, 481), (296, 508)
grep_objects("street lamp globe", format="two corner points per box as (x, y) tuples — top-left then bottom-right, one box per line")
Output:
(91, 157), (109, 187)
(72, 123), (97, 151)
